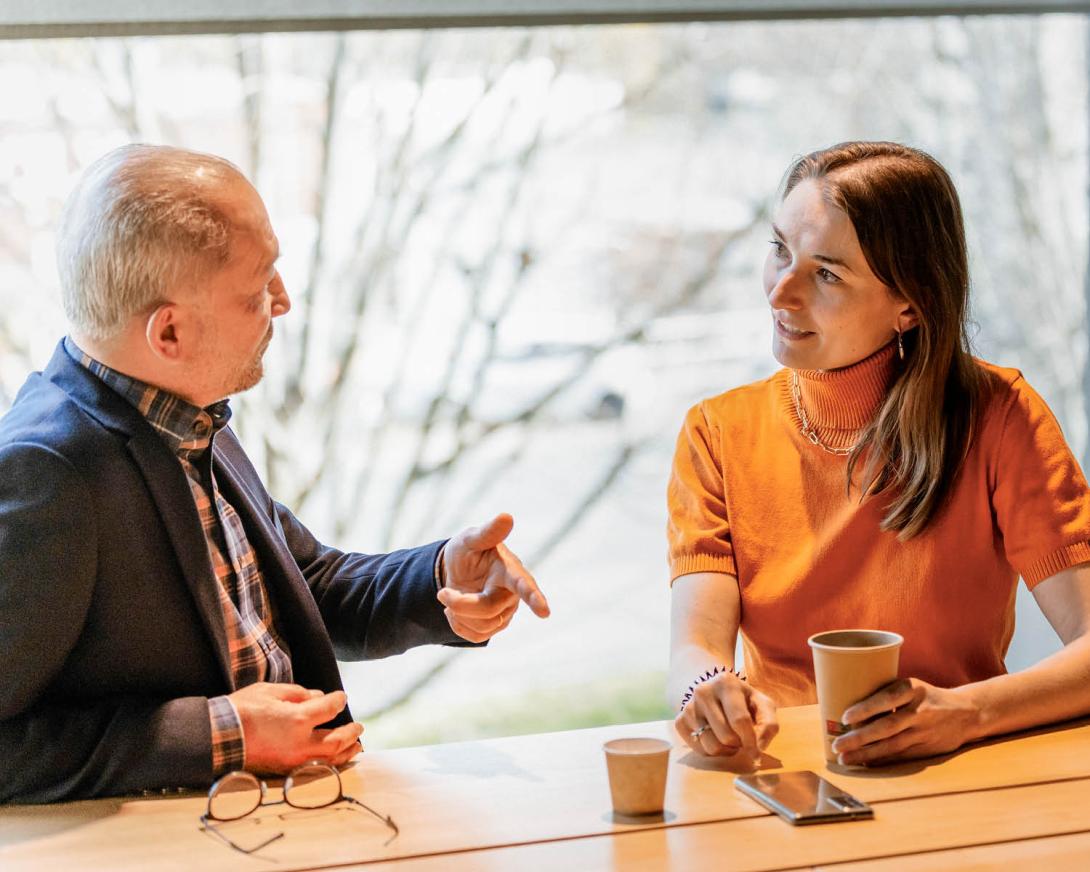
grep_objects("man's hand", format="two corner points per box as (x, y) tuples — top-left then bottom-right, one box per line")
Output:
(437, 513), (550, 643)
(228, 683), (363, 774)
(674, 672), (779, 765)
(832, 678), (981, 766)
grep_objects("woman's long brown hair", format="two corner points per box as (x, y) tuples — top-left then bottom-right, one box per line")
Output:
(784, 142), (984, 539)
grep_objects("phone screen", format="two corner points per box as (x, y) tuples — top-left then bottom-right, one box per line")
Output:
(734, 770), (873, 825)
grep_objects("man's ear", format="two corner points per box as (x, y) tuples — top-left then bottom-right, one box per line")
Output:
(145, 304), (183, 362)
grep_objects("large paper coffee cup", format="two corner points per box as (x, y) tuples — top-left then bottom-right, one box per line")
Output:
(603, 737), (671, 816)
(808, 629), (903, 763)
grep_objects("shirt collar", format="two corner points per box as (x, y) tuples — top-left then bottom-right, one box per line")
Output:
(64, 336), (231, 456)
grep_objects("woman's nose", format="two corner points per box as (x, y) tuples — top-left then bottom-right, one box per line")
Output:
(767, 269), (803, 310)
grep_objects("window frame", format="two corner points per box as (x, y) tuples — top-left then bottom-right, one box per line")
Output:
(1, 0), (1087, 39)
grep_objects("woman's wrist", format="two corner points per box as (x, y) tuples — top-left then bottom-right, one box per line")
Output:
(948, 682), (989, 744)
(679, 665), (745, 712)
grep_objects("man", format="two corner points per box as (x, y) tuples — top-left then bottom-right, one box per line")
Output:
(0, 145), (550, 803)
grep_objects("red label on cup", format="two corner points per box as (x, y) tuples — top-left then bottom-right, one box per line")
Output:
(826, 720), (850, 736)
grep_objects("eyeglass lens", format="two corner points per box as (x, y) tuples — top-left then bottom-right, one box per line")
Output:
(284, 762), (342, 809)
(208, 771), (263, 821)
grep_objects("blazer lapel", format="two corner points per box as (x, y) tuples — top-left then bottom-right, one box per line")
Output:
(45, 341), (234, 688)
(212, 447), (343, 694)
(127, 432), (234, 687)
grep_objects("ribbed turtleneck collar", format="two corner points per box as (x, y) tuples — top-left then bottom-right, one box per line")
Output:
(792, 342), (897, 432)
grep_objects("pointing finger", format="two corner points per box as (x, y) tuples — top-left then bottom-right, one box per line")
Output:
(501, 566), (550, 618)
(494, 544), (549, 617)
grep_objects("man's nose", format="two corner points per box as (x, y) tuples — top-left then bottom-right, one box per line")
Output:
(270, 273), (291, 317)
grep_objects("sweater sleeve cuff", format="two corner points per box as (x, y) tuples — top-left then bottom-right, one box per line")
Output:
(1020, 540), (1090, 588)
(208, 695), (245, 775)
(669, 553), (737, 584)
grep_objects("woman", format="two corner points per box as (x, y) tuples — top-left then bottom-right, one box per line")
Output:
(667, 141), (1090, 767)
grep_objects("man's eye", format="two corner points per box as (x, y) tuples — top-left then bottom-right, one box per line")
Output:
(769, 239), (787, 258)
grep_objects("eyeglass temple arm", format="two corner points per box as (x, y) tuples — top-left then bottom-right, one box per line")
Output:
(343, 796), (399, 836)
(200, 815), (286, 855)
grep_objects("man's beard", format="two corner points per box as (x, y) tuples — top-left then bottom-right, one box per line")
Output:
(231, 326), (273, 395)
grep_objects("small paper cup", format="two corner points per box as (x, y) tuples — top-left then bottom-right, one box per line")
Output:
(603, 737), (671, 816)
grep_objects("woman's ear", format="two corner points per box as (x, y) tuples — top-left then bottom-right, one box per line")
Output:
(896, 301), (919, 334)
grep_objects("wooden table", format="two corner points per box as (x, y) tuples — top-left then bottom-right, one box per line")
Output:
(2, 705), (1089, 871)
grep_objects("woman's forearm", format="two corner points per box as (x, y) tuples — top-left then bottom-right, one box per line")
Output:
(667, 571), (742, 710)
(957, 633), (1090, 741)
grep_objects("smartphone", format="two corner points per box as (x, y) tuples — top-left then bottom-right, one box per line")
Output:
(734, 770), (873, 825)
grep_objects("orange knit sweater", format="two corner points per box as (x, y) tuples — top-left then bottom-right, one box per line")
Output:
(667, 344), (1090, 706)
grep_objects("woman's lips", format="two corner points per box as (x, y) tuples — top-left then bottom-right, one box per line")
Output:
(774, 317), (815, 340)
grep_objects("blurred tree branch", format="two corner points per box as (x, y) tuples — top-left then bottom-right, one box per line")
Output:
(357, 434), (646, 720)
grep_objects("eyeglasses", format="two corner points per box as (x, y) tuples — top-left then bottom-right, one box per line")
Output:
(199, 761), (399, 855)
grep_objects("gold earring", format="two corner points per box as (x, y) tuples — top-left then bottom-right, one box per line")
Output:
(896, 329), (905, 361)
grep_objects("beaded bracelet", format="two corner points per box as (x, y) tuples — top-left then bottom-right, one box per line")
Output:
(679, 665), (746, 712)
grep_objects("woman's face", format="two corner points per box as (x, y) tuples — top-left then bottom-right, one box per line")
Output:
(763, 178), (914, 371)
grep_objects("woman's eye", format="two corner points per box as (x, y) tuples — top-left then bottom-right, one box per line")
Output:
(817, 267), (841, 283)
(769, 239), (788, 258)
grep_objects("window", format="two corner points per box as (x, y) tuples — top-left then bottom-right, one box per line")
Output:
(1, 6), (1084, 745)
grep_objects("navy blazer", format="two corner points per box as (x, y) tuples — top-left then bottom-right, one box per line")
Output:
(0, 341), (463, 803)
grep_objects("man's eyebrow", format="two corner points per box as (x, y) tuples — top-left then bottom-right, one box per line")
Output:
(771, 223), (855, 273)
(254, 248), (281, 278)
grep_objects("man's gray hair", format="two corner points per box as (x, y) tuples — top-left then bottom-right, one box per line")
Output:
(57, 144), (244, 341)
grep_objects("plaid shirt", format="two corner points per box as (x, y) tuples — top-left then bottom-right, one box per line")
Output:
(67, 338), (292, 775)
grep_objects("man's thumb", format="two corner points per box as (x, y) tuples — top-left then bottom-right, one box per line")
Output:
(459, 512), (514, 551)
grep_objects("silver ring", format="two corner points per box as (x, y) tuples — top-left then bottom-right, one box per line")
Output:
(690, 724), (709, 740)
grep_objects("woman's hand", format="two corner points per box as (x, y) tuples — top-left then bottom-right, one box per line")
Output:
(832, 678), (982, 766)
(674, 672), (779, 762)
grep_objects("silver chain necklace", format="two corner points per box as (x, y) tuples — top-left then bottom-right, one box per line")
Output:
(790, 370), (858, 456)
